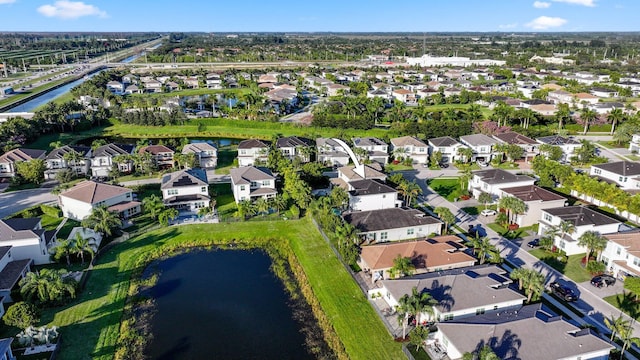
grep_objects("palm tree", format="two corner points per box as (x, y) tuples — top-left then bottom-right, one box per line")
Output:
(577, 230), (608, 265)
(397, 181), (411, 205)
(604, 314), (629, 342)
(62, 150), (85, 175)
(457, 147), (473, 164)
(142, 194), (164, 220)
(405, 181), (422, 206)
(158, 207), (179, 226)
(463, 345), (500, 360)
(50, 239), (73, 266)
(467, 104), (484, 122)
(411, 287), (437, 326)
(434, 207), (455, 234)
(608, 108), (625, 135)
(458, 165), (473, 191)
(72, 232), (96, 265)
(270, 195), (288, 214)
(81, 205), (121, 237)
(509, 268), (528, 290)
(558, 220), (576, 244)
(580, 108), (598, 135)
(556, 103), (571, 131)
(255, 197), (270, 217)
(509, 197), (527, 225)
(478, 192), (493, 211)
(19, 269), (76, 305)
(620, 323), (640, 357)
(524, 270), (545, 303)
(389, 255), (415, 279)
(396, 293), (413, 339)
(236, 200), (256, 220)
(468, 235), (500, 264)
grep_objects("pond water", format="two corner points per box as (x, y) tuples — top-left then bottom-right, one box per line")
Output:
(145, 249), (314, 360)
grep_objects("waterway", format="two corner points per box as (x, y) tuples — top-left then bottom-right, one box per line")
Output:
(144, 249), (314, 360)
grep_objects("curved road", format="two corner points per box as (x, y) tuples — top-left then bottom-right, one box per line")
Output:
(0, 188), (57, 218)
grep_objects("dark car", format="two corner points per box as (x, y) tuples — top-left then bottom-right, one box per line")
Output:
(527, 238), (540, 248)
(549, 281), (579, 302)
(591, 274), (616, 288)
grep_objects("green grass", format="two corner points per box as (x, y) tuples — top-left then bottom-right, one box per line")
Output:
(529, 250), (592, 283)
(57, 219), (81, 239)
(462, 204), (497, 216)
(4, 182), (40, 192)
(26, 127), (107, 151)
(407, 346), (432, 360)
(385, 163), (415, 172)
(210, 183), (237, 219)
(115, 173), (159, 183)
(604, 292), (640, 320)
(0, 75), (79, 109)
(427, 177), (467, 202)
(491, 161), (520, 170)
(215, 146), (238, 175)
(487, 223), (534, 240)
(31, 217), (401, 360)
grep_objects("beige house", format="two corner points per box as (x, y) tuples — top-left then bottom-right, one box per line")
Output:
(0, 148), (46, 178)
(59, 180), (141, 221)
(182, 142), (218, 169)
(500, 185), (567, 227)
(390, 136), (429, 164)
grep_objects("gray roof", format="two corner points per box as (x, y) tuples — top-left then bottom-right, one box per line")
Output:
(543, 206), (620, 227)
(473, 169), (535, 185)
(536, 135), (580, 146)
(276, 136), (312, 148)
(501, 185), (566, 202)
(316, 138), (343, 149)
(382, 265), (525, 314)
(343, 208), (441, 232)
(428, 136), (461, 147)
(353, 137), (387, 147)
(161, 169), (208, 189)
(493, 132), (537, 146)
(0, 259), (32, 291)
(229, 166), (274, 185)
(182, 142), (217, 155)
(460, 134), (497, 147)
(93, 143), (135, 157)
(4, 217), (40, 231)
(437, 304), (613, 360)
(238, 139), (269, 149)
(45, 145), (91, 160)
(349, 179), (396, 196)
(591, 161), (640, 176)
(0, 148), (46, 163)
(0, 245), (10, 260)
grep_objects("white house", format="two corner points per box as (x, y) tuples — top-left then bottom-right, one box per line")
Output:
(536, 136), (582, 162)
(343, 207), (442, 244)
(59, 180), (140, 221)
(500, 185), (567, 227)
(348, 179), (401, 211)
(390, 136), (429, 164)
(316, 138), (351, 166)
(237, 139), (269, 167)
(161, 169), (210, 212)
(0, 217), (55, 265)
(591, 87), (618, 98)
(630, 134), (640, 153)
(0, 245), (33, 303)
(428, 136), (468, 163)
(538, 206), (622, 256)
(0, 148), (46, 178)
(182, 142), (218, 169)
(435, 304), (613, 360)
(352, 137), (389, 165)
(44, 145), (92, 180)
(90, 143), (135, 178)
(590, 161), (640, 190)
(459, 134), (497, 162)
(139, 145), (175, 169)
(468, 169), (536, 199)
(229, 166), (277, 203)
(276, 136), (313, 162)
(106, 81), (124, 94)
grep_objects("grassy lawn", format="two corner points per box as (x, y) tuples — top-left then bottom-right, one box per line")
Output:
(26, 127), (106, 151)
(529, 250), (592, 283)
(26, 217), (401, 360)
(408, 346), (432, 360)
(57, 219), (81, 239)
(487, 223), (537, 240)
(116, 173), (160, 183)
(427, 177), (466, 202)
(385, 163), (415, 172)
(604, 293), (640, 321)
(210, 183), (237, 219)
(215, 146), (238, 175)
(5, 182), (40, 192)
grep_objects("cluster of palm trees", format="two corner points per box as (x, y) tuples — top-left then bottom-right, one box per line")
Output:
(608, 294), (640, 357)
(467, 234), (501, 265)
(567, 172), (640, 217)
(19, 268), (77, 306)
(236, 196), (287, 220)
(50, 232), (97, 265)
(142, 194), (180, 226)
(509, 268), (546, 303)
(540, 220), (575, 250)
(496, 196), (527, 228)
(395, 287), (437, 340)
(396, 179), (422, 207)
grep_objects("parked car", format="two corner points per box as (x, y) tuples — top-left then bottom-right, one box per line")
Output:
(549, 281), (579, 302)
(527, 238), (540, 248)
(477, 160), (489, 167)
(590, 274), (616, 288)
(480, 209), (496, 216)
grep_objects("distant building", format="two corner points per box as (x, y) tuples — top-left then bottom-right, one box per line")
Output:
(406, 55), (506, 67)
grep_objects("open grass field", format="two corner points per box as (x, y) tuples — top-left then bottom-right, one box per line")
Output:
(19, 217), (401, 360)
(427, 177), (466, 202)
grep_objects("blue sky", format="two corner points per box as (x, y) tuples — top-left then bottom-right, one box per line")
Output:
(0, 0), (637, 32)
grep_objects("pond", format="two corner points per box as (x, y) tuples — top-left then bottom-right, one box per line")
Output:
(144, 249), (315, 360)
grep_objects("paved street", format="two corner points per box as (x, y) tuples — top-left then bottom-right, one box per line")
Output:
(0, 188), (57, 218)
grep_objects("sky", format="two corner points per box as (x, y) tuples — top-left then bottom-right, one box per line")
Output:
(0, 0), (638, 32)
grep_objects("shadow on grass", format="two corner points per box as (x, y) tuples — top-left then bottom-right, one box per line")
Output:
(462, 207), (479, 215)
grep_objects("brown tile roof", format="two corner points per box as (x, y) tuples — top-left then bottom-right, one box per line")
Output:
(501, 185), (566, 202)
(391, 136), (428, 147)
(60, 181), (132, 204)
(139, 145), (174, 155)
(108, 201), (141, 212)
(0, 148), (46, 163)
(238, 139), (269, 149)
(605, 231), (640, 257)
(493, 132), (537, 145)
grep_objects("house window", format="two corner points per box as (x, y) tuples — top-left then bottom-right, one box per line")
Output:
(483, 184), (488, 190)
(559, 240), (565, 249)
(126, 193), (131, 198)
(250, 181), (258, 187)
(167, 189), (178, 196)
(617, 247), (622, 255)
(634, 257), (640, 267)
(594, 169), (601, 175)
(262, 180), (270, 186)
(240, 150), (247, 155)
(476, 308), (485, 315)
(382, 195), (386, 198)
(407, 228), (414, 236)
(201, 187), (207, 192)
(380, 232), (388, 241)
(444, 314), (454, 321)
(543, 213), (552, 222)
(240, 185), (246, 191)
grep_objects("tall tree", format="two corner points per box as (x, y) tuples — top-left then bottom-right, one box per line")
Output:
(468, 235), (500, 264)
(434, 207), (455, 234)
(81, 205), (121, 237)
(608, 108), (625, 136)
(580, 108), (598, 135)
(389, 255), (415, 279)
(577, 230), (608, 264)
(478, 192), (493, 211)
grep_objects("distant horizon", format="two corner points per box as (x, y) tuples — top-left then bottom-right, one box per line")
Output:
(0, 0), (638, 33)
(2, 31), (640, 35)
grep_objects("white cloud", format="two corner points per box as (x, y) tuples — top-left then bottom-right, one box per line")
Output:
(526, 16), (567, 30)
(37, 1), (107, 19)
(499, 23), (518, 29)
(533, 1), (551, 8)
(551, 0), (596, 7)
(0, 0), (16, 4)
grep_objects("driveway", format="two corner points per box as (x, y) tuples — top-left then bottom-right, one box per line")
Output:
(0, 188), (57, 218)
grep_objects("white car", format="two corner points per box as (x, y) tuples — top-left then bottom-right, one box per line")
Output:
(480, 209), (497, 216)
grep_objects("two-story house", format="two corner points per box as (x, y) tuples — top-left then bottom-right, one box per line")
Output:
(59, 180), (140, 221)
(44, 145), (92, 180)
(316, 138), (351, 167)
(390, 136), (429, 164)
(229, 166), (277, 203)
(428, 136), (468, 164)
(468, 169), (536, 199)
(630, 134), (640, 154)
(91, 143), (135, 178)
(0, 148), (46, 178)
(343, 207), (442, 244)
(536, 136), (582, 162)
(0, 245), (32, 303)
(161, 169), (210, 212)
(333, 164), (387, 189)
(500, 185), (567, 227)
(459, 134), (497, 163)
(276, 136), (313, 162)
(348, 179), (401, 211)
(538, 206), (622, 255)
(590, 161), (640, 191)
(352, 137), (389, 165)
(237, 139), (269, 167)
(0, 217), (55, 265)
(600, 231), (640, 280)
(182, 142), (218, 169)
(492, 132), (539, 161)
(139, 145), (175, 170)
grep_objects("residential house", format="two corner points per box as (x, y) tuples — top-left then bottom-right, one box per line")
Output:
(392, 89), (415, 103)
(106, 81), (124, 94)
(59, 180), (140, 221)
(143, 79), (163, 93)
(538, 206), (622, 256)
(546, 89), (573, 104)
(44, 145), (92, 180)
(600, 231), (640, 279)
(353, 137), (389, 165)
(374, 265), (525, 323)
(359, 235), (476, 281)
(326, 84), (349, 97)
(124, 85), (142, 95)
(591, 102), (625, 115)
(590, 161), (640, 190)
(492, 132), (538, 161)
(91, 143), (135, 178)
(0, 148), (46, 178)
(530, 103), (558, 116)
(629, 134), (640, 153)
(468, 169), (536, 199)
(435, 304), (613, 360)
(536, 136), (582, 162)
(390, 136), (429, 164)
(343, 207), (442, 244)
(348, 179), (400, 211)
(139, 145), (175, 169)
(333, 163), (386, 189)
(276, 136), (313, 162)
(237, 139), (269, 167)
(161, 169), (210, 212)
(205, 75), (223, 89)
(229, 166), (277, 203)
(0, 217), (54, 265)
(367, 89), (390, 100)
(459, 134), (497, 162)
(428, 136), (467, 163)
(591, 87), (618, 98)
(316, 138), (351, 166)
(500, 185), (567, 227)
(182, 142), (218, 169)
(183, 77), (199, 89)
(573, 92), (600, 107)
(165, 81), (180, 92)
(0, 245), (32, 302)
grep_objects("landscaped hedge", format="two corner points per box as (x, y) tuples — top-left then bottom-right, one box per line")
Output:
(40, 204), (62, 218)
